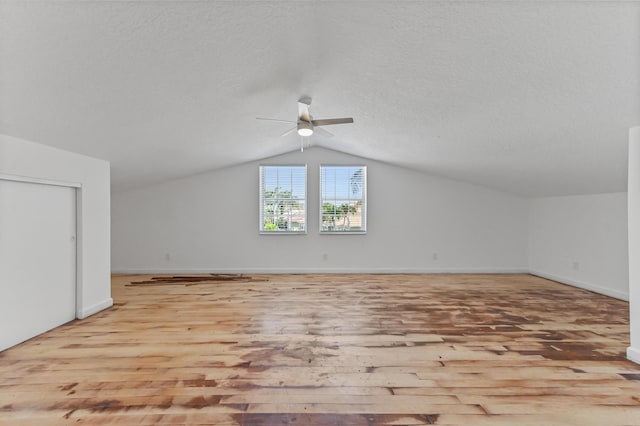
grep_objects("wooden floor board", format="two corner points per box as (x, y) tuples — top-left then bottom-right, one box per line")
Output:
(1, 273), (639, 424)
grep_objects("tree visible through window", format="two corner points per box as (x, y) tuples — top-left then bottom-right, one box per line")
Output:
(259, 165), (306, 233)
(320, 165), (366, 233)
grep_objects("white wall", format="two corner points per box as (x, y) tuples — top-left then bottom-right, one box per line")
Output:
(528, 192), (628, 300)
(112, 147), (528, 273)
(0, 134), (112, 318)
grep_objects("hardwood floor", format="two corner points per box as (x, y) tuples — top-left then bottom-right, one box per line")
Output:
(1, 274), (639, 425)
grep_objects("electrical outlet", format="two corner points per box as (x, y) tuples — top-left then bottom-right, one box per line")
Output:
(572, 261), (580, 271)
(322, 253), (328, 261)
(433, 253), (439, 261)
(165, 253), (171, 262)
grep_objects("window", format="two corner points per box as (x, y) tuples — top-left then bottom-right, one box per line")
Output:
(259, 165), (306, 233)
(320, 165), (366, 233)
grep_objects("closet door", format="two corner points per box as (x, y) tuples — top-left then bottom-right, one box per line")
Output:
(0, 179), (76, 351)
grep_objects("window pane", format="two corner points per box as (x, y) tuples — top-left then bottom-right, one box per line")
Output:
(260, 165), (306, 233)
(320, 165), (366, 233)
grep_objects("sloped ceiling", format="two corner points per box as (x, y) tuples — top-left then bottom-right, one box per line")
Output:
(1, 1), (638, 196)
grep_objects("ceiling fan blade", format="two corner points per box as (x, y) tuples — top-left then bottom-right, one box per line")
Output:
(256, 117), (296, 123)
(298, 98), (312, 123)
(313, 126), (334, 138)
(280, 126), (297, 137)
(311, 117), (354, 126)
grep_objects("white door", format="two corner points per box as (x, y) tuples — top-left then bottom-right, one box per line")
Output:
(0, 179), (76, 351)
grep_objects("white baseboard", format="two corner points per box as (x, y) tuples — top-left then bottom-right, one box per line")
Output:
(78, 298), (113, 319)
(529, 270), (628, 301)
(112, 267), (627, 302)
(112, 267), (530, 275)
(627, 347), (640, 364)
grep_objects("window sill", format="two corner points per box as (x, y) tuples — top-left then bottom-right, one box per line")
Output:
(319, 231), (367, 235)
(259, 231), (307, 235)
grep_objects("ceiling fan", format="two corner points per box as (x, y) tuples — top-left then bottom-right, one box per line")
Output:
(257, 96), (354, 151)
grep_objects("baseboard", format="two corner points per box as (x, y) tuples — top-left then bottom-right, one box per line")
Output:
(78, 298), (114, 320)
(112, 267), (628, 301)
(112, 267), (530, 275)
(627, 347), (640, 364)
(529, 270), (628, 301)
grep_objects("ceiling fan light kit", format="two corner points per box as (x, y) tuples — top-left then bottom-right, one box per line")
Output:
(297, 121), (313, 136)
(257, 97), (354, 151)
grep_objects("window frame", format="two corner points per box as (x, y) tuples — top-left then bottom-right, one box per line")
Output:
(259, 164), (308, 235)
(319, 164), (367, 235)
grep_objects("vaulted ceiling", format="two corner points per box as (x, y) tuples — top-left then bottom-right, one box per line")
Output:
(1, 1), (638, 196)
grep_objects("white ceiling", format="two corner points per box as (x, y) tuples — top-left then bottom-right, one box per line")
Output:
(1, 1), (638, 196)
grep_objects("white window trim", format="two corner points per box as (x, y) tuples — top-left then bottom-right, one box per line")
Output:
(259, 164), (308, 235)
(319, 164), (367, 235)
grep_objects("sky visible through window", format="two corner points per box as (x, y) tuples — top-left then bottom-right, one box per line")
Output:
(261, 166), (364, 199)
(261, 166), (306, 198)
(321, 166), (364, 201)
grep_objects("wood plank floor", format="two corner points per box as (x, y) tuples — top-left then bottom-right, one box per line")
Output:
(1, 273), (640, 425)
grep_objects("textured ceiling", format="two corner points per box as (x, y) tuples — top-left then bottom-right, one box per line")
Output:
(1, 1), (638, 196)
